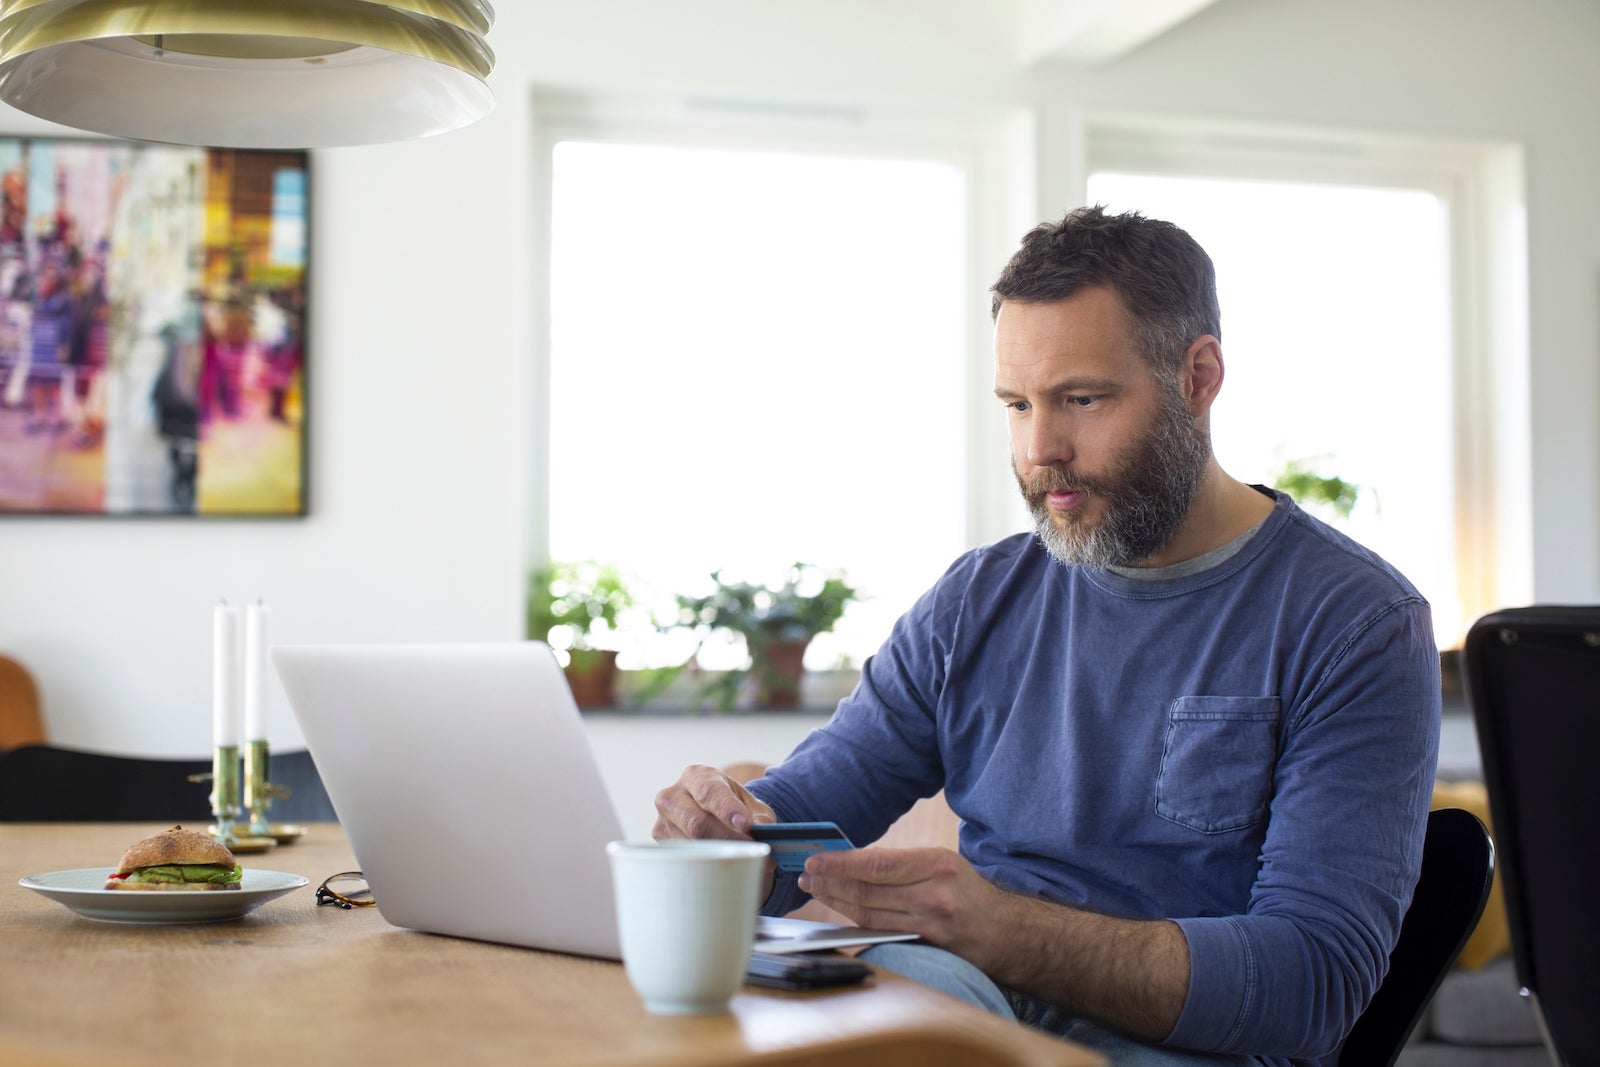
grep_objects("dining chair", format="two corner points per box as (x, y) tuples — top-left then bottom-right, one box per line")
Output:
(0, 653), (46, 751)
(1464, 605), (1600, 1067)
(1336, 806), (1495, 1067)
(0, 744), (337, 823)
(0, 744), (211, 821)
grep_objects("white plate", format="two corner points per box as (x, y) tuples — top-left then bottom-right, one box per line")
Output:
(18, 868), (310, 924)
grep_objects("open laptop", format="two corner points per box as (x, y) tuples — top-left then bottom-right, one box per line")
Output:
(272, 641), (917, 958)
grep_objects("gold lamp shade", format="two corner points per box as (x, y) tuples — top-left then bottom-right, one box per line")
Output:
(0, 0), (495, 148)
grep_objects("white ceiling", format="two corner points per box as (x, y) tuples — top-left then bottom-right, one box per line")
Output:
(870, 0), (1225, 67)
(1015, 0), (1225, 64)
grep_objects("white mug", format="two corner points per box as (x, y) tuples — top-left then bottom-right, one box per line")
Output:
(606, 839), (771, 1014)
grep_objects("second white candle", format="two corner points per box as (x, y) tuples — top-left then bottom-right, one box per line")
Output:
(244, 602), (270, 741)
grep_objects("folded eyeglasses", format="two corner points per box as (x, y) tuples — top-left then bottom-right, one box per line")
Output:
(314, 871), (375, 909)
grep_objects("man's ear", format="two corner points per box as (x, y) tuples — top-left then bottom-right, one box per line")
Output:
(1182, 335), (1224, 417)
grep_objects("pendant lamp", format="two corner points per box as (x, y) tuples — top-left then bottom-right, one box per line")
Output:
(0, 0), (494, 148)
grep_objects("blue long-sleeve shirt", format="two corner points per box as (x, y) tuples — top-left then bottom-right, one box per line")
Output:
(749, 491), (1440, 1065)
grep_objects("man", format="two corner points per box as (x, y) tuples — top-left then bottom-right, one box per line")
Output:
(654, 206), (1441, 1066)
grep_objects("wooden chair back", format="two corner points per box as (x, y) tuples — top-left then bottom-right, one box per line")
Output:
(0, 654), (45, 751)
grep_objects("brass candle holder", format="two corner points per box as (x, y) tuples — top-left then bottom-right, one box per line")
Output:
(208, 743), (241, 846)
(243, 739), (291, 836)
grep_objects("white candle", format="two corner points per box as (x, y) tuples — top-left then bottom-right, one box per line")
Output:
(244, 602), (270, 741)
(213, 604), (242, 749)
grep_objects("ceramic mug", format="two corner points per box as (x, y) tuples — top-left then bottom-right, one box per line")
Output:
(606, 839), (771, 1014)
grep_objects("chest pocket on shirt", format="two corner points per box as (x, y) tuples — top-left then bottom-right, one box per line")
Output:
(1155, 696), (1280, 834)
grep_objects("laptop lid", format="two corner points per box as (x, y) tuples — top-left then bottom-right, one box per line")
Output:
(272, 641), (624, 958)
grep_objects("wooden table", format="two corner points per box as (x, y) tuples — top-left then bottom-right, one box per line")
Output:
(1, 823), (1101, 1067)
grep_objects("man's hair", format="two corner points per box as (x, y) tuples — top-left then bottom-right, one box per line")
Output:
(990, 205), (1220, 378)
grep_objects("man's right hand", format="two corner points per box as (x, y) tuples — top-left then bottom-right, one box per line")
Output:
(652, 764), (776, 841)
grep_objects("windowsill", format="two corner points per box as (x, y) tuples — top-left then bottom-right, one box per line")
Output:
(588, 668), (858, 718)
(583, 705), (837, 717)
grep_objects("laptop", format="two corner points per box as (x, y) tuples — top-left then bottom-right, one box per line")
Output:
(272, 641), (917, 958)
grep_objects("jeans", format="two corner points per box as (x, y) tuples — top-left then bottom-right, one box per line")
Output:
(858, 943), (1266, 1067)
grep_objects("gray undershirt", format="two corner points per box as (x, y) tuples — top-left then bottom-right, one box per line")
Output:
(1106, 515), (1270, 581)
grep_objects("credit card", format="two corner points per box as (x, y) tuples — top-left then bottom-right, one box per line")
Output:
(747, 821), (855, 872)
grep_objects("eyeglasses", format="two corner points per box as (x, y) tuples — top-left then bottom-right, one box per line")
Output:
(315, 871), (375, 909)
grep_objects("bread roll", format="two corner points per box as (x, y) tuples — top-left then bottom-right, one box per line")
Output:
(105, 825), (242, 891)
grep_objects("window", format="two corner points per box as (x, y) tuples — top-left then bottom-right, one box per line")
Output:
(1083, 118), (1530, 648)
(1086, 170), (1460, 638)
(542, 136), (970, 670)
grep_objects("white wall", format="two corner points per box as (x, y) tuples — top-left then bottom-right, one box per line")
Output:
(2, 0), (1596, 767)
(586, 712), (829, 841)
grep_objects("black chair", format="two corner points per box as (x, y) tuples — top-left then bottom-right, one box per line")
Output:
(0, 744), (337, 823)
(1464, 606), (1600, 1067)
(1338, 806), (1495, 1066)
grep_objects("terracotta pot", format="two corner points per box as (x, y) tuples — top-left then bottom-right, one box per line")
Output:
(564, 649), (620, 709)
(754, 638), (810, 709)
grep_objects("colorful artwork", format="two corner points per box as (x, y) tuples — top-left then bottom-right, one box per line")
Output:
(0, 139), (308, 515)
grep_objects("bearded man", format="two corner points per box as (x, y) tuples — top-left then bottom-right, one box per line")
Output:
(655, 206), (1440, 1067)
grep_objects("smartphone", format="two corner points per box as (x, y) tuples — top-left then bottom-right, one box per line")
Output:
(744, 950), (871, 991)
(747, 821), (855, 872)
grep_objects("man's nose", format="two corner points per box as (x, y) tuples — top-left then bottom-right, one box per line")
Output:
(1023, 412), (1073, 469)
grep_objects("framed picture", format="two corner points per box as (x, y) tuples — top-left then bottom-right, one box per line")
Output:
(0, 137), (308, 516)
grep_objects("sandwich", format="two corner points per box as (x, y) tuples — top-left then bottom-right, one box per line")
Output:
(104, 825), (243, 891)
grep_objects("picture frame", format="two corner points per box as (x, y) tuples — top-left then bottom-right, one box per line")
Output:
(0, 137), (309, 516)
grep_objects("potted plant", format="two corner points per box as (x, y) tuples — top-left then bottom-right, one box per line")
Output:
(1271, 454), (1363, 520)
(674, 563), (860, 710)
(526, 561), (638, 708)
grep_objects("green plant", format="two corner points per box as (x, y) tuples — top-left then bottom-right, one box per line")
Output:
(673, 563), (861, 709)
(1271, 455), (1362, 520)
(526, 560), (636, 660)
(678, 563), (858, 647)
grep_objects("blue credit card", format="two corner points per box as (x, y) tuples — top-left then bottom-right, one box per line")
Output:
(748, 821), (855, 872)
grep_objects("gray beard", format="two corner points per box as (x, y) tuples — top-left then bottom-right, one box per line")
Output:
(1021, 388), (1212, 569)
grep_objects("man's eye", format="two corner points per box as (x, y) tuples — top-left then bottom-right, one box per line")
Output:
(1005, 400), (1029, 413)
(1068, 395), (1097, 409)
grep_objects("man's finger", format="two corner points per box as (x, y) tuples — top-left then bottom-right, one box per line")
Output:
(801, 871), (924, 933)
(807, 846), (952, 885)
(653, 765), (774, 840)
(692, 767), (774, 832)
(653, 783), (741, 840)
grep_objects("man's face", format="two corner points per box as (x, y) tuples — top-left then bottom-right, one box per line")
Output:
(994, 286), (1211, 569)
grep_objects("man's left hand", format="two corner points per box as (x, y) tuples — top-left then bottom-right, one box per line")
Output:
(797, 844), (1189, 1042)
(797, 846), (1003, 960)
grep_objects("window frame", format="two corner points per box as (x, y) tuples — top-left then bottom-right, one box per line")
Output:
(1081, 114), (1531, 647)
(528, 88), (1027, 650)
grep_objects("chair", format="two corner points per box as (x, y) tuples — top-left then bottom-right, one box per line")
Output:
(0, 744), (337, 823)
(1463, 606), (1600, 1067)
(1337, 807), (1495, 1066)
(0, 654), (46, 751)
